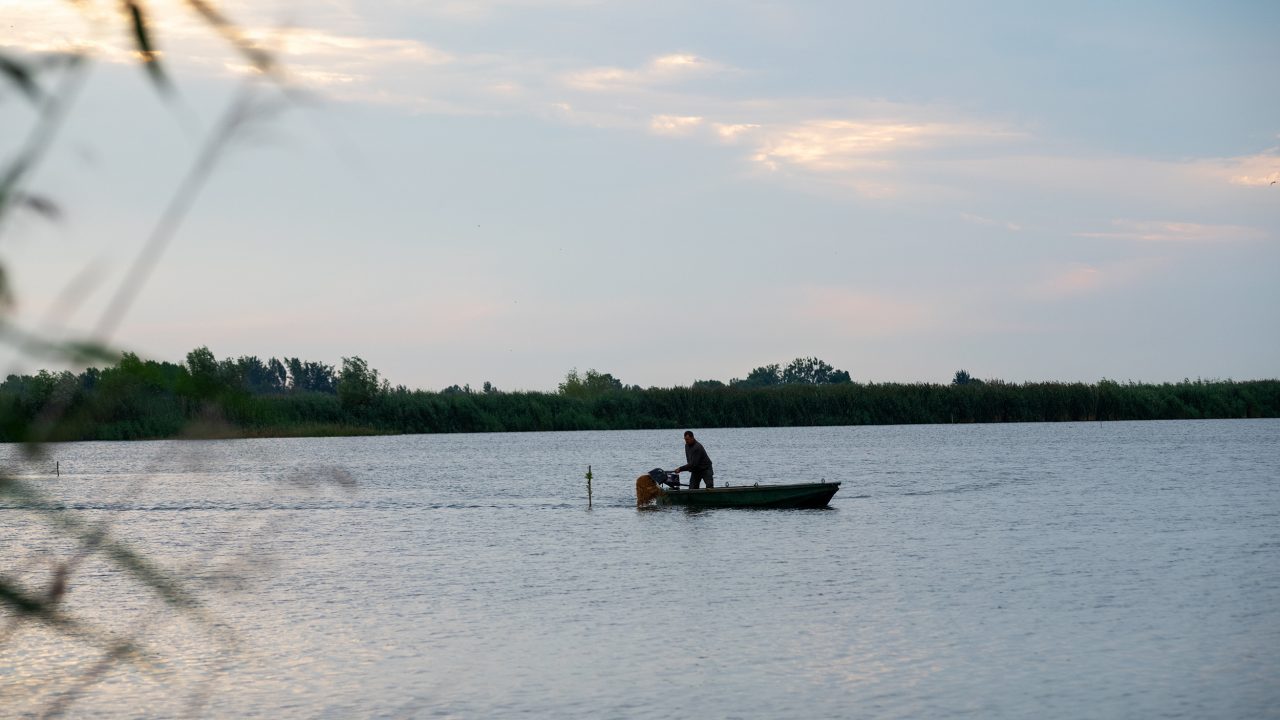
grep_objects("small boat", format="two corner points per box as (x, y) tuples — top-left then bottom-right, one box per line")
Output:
(637, 474), (840, 509)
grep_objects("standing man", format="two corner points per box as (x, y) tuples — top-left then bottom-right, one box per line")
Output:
(675, 430), (714, 489)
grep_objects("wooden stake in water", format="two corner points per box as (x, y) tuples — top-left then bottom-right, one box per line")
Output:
(56, 461), (59, 477)
(585, 465), (593, 508)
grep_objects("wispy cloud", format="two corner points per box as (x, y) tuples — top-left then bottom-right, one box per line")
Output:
(649, 114), (703, 136)
(746, 120), (991, 173)
(629, 111), (1019, 197)
(1, 1), (139, 61)
(11, 2), (1275, 210)
(1038, 264), (1102, 297)
(2, 6), (1018, 199)
(711, 122), (760, 141)
(2, 1), (453, 90)
(400, 0), (604, 23)
(542, 101), (643, 130)
(563, 53), (726, 91)
(960, 213), (1022, 231)
(1028, 257), (1171, 300)
(221, 28), (454, 88)
(792, 286), (936, 337)
(1075, 219), (1267, 243)
(1200, 150), (1280, 187)
(272, 29), (450, 65)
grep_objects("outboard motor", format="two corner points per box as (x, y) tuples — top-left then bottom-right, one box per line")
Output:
(649, 468), (681, 488)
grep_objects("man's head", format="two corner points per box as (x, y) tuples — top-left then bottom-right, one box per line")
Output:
(684, 430), (695, 446)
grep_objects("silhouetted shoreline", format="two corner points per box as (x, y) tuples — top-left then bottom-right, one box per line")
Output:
(3, 350), (1275, 441)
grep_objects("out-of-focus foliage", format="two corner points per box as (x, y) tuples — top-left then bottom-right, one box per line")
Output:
(1, 2), (292, 713)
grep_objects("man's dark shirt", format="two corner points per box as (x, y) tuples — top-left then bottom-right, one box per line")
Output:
(680, 441), (712, 473)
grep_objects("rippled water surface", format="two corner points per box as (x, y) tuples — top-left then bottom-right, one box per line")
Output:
(3, 420), (1278, 718)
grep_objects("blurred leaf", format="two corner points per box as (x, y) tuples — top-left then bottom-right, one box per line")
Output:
(185, 0), (273, 73)
(1, 577), (150, 667)
(0, 577), (53, 617)
(0, 320), (123, 363)
(0, 576), (78, 632)
(1, 158), (32, 213)
(124, 1), (171, 93)
(0, 476), (201, 611)
(16, 192), (63, 222)
(0, 264), (13, 311)
(62, 340), (123, 365)
(0, 52), (42, 103)
(59, 51), (88, 71)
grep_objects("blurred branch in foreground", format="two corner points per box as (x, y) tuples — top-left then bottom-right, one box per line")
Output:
(0, 2), (347, 716)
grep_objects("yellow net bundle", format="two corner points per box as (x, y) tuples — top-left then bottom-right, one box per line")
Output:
(635, 475), (664, 507)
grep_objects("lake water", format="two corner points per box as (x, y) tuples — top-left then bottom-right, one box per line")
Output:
(2, 420), (1278, 719)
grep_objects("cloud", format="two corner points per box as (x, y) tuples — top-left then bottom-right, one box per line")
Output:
(11, 2), (1273, 211)
(1028, 257), (1172, 300)
(749, 120), (961, 172)
(2, 2), (453, 91)
(615, 105), (1019, 197)
(400, 0), (604, 22)
(703, 117), (1017, 198)
(0, 1), (137, 61)
(1075, 220), (1267, 243)
(248, 28), (453, 88)
(711, 122), (760, 141)
(1039, 265), (1102, 297)
(563, 53), (726, 91)
(543, 101), (642, 130)
(649, 114), (703, 136)
(267, 29), (451, 65)
(2, 5), (1019, 200)
(792, 286), (936, 337)
(1201, 150), (1280, 187)
(960, 213), (1022, 232)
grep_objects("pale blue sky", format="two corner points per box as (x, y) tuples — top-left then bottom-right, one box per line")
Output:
(2, 0), (1277, 389)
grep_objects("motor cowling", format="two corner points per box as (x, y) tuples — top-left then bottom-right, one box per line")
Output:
(648, 468), (680, 488)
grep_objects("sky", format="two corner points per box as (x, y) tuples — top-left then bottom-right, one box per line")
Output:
(1, 0), (1278, 390)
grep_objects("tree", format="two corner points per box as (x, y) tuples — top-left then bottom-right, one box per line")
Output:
(267, 357), (288, 392)
(337, 356), (386, 410)
(558, 368), (624, 398)
(952, 369), (983, 386)
(732, 364), (782, 388)
(286, 357), (337, 394)
(231, 355), (282, 395)
(781, 357), (851, 385)
(182, 346), (224, 400)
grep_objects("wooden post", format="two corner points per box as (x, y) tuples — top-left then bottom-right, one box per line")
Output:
(56, 461), (59, 477)
(585, 465), (593, 508)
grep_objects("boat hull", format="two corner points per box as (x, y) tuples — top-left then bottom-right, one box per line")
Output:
(657, 482), (840, 509)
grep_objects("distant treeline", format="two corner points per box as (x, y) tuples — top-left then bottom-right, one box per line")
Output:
(1, 349), (1276, 441)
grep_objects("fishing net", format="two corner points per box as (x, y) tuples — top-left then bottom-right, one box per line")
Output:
(635, 475), (664, 507)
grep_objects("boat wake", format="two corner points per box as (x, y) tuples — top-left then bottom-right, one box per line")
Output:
(901, 477), (1028, 497)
